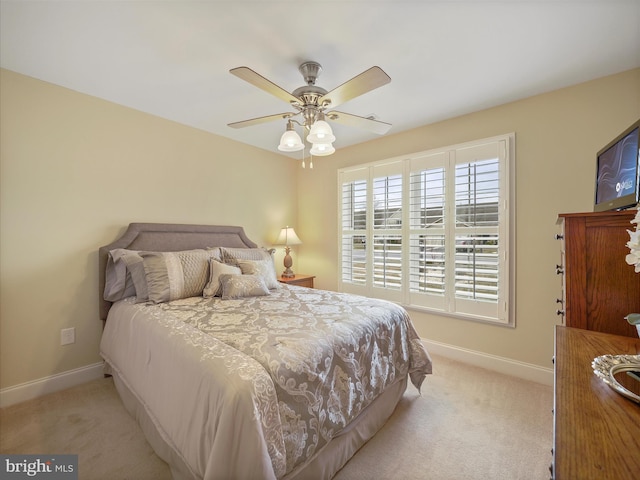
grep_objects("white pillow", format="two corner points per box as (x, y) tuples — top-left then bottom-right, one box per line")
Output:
(203, 259), (241, 298)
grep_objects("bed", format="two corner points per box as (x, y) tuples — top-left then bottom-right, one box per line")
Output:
(98, 223), (432, 480)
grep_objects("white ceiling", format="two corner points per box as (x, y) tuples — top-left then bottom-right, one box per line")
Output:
(2, 1), (639, 157)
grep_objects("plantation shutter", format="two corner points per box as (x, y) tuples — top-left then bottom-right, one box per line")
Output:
(338, 134), (512, 325)
(408, 151), (448, 310)
(451, 141), (507, 321)
(340, 169), (368, 288)
(372, 173), (403, 290)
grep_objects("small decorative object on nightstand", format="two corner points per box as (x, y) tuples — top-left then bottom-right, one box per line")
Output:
(278, 274), (315, 289)
(275, 226), (302, 278)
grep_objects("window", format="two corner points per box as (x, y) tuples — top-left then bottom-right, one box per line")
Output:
(338, 134), (514, 325)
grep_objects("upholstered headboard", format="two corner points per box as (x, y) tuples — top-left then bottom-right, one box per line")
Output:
(98, 223), (258, 320)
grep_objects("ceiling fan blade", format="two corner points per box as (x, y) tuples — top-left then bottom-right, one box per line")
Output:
(230, 67), (300, 105)
(327, 111), (392, 135)
(319, 67), (391, 109)
(228, 113), (294, 129)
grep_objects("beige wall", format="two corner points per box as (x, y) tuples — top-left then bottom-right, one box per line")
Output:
(1, 68), (638, 392)
(296, 68), (640, 369)
(0, 69), (298, 389)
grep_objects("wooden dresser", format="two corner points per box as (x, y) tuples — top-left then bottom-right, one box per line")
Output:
(553, 326), (640, 480)
(557, 210), (640, 338)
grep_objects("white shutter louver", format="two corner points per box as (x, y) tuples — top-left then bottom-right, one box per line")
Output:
(410, 166), (446, 295)
(341, 180), (367, 285)
(454, 158), (500, 302)
(372, 174), (402, 291)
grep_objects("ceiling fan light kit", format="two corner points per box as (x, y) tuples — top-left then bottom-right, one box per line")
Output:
(228, 61), (392, 161)
(306, 114), (336, 144)
(277, 120), (304, 152)
(309, 142), (335, 156)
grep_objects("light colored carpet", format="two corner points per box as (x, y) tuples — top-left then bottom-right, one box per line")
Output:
(0, 354), (553, 479)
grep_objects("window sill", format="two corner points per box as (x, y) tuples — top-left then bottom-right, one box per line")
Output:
(402, 303), (514, 328)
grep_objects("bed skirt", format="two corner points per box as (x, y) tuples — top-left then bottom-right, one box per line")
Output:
(106, 362), (408, 480)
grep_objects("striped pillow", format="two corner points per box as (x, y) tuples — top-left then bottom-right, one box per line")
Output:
(140, 248), (221, 304)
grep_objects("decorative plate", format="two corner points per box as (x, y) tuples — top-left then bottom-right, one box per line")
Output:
(592, 354), (640, 404)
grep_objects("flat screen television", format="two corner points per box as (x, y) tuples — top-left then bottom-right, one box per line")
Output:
(594, 119), (640, 212)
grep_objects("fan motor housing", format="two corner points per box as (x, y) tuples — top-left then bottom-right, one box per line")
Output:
(291, 85), (328, 107)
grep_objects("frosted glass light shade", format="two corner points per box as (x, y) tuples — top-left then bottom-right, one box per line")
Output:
(278, 127), (304, 152)
(309, 142), (335, 156)
(306, 120), (335, 144)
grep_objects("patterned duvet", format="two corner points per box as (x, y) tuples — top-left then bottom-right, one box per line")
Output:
(100, 284), (432, 479)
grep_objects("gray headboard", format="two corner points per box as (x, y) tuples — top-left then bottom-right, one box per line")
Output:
(98, 223), (258, 320)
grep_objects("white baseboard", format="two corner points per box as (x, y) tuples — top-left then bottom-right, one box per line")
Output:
(0, 362), (105, 408)
(0, 342), (552, 408)
(422, 338), (553, 386)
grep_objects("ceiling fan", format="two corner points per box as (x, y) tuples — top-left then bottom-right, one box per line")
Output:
(227, 61), (392, 156)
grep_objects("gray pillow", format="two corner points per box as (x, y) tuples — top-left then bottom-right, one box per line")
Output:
(130, 260), (150, 303)
(219, 274), (270, 300)
(140, 249), (221, 304)
(104, 249), (142, 301)
(221, 247), (273, 264)
(237, 259), (279, 290)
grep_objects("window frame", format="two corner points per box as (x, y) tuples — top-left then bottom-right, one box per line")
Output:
(338, 133), (516, 327)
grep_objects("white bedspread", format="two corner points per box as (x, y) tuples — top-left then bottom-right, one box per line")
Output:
(100, 285), (432, 479)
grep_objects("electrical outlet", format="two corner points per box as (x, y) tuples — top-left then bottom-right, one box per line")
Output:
(61, 327), (75, 346)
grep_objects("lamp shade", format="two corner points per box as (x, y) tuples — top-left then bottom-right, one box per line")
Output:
(275, 226), (302, 246)
(306, 120), (336, 144)
(309, 142), (335, 156)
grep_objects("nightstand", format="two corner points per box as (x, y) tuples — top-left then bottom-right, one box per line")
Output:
(278, 274), (315, 288)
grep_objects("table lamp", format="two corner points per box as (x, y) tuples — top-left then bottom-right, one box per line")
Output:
(275, 226), (302, 278)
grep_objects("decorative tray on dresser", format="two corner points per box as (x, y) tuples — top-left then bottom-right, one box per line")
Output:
(553, 326), (640, 480)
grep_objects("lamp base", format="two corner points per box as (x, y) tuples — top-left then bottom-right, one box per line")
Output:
(282, 247), (295, 278)
(281, 268), (295, 278)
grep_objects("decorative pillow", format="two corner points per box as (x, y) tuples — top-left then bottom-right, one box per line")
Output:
(203, 259), (241, 298)
(104, 249), (143, 302)
(219, 274), (270, 300)
(221, 247), (273, 264)
(140, 249), (221, 304)
(237, 259), (280, 290)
